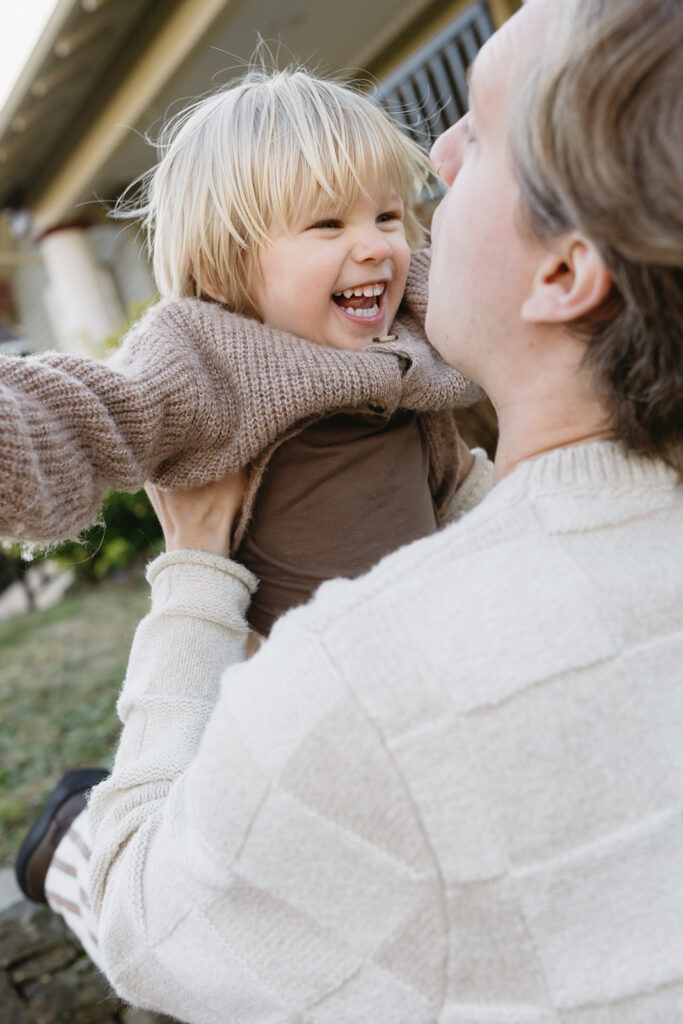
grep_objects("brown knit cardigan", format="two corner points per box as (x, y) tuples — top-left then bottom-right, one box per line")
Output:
(0, 251), (481, 547)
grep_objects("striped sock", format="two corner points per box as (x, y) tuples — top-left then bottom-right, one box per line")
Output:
(45, 807), (101, 967)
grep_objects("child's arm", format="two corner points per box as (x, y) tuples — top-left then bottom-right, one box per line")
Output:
(0, 301), (214, 544)
(0, 352), (187, 542)
(0, 297), (272, 545)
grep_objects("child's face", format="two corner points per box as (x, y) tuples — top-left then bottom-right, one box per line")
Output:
(254, 188), (411, 351)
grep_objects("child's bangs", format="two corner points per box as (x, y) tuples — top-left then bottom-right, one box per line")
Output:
(260, 79), (428, 236)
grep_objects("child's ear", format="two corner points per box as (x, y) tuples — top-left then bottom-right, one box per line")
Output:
(189, 263), (229, 304)
(200, 282), (227, 303)
(521, 233), (613, 324)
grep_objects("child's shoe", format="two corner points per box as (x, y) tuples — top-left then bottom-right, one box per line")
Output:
(14, 768), (109, 903)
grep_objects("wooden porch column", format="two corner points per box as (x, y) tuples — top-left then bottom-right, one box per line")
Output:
(38, 223), (124, 355)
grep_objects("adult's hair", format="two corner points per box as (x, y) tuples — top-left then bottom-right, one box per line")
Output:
(512, 0), (683, 473)
(117, 67), (432, 318)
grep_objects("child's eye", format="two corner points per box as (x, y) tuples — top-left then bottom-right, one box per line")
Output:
(377, 210), (402, 224)
(308, 219), (342, 230)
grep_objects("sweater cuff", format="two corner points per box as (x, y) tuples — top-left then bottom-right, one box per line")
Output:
(146, 549), (258, 623)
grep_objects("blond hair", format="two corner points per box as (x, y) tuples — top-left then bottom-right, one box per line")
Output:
(511, 0), (683, 473)
(122, 67), (433, 317)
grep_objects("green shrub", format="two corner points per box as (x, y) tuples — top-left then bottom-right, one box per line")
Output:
(0, 301), (165, 589)
(52, 489), (163, 582)
(98, 295), (158, 356)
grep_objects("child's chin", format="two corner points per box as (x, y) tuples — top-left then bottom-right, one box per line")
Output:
(345, 318), (389, 345)
(329, 329), (376, 352)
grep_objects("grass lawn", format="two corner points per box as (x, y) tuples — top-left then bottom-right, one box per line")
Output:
(0, 576), (150, 866)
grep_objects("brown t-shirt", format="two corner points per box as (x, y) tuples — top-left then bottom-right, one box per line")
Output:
(236, 410), (438, 635)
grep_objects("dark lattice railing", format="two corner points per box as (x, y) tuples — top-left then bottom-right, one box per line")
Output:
(374, 2), (495, 147)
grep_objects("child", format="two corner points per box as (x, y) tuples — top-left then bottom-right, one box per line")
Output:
(2, 66), (481, 635)
(6, 67), (489, 946)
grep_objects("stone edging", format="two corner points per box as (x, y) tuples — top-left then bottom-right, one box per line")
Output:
(0, 874), (173, 1024)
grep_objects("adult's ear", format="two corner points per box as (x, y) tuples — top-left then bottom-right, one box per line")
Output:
(521, 233), (613, 324)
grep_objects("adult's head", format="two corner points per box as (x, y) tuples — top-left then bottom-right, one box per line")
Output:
(427, 0), (683, 474)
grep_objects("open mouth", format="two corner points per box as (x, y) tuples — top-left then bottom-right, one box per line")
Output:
(332, 282), (385, 321)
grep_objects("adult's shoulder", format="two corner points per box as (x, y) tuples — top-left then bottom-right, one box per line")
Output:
(294, 442), (674, 704)
(295, 479), (513, 648)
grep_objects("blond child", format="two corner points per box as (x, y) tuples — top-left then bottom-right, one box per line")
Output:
(3, 66), (482, 633)
(8, 67), (488, 945)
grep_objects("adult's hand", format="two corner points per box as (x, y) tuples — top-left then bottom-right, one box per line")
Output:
(145, 470), (247, 556)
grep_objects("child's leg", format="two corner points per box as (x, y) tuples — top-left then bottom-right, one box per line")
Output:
(15, 768), (109, 967)
(44, 807), (102, 966)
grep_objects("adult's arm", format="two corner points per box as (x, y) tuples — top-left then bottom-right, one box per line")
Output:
(86, 477), (440, 1022)
(88, 549), (439, 1023)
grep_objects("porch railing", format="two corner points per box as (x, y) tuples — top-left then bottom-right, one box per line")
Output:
(374, 1), (495, 148)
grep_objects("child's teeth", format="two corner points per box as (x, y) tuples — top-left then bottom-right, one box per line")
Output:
(345, 303), (379, 318)
(334, 283), (385, 298)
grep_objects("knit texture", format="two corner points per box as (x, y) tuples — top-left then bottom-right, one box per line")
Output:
(0, 250), (480, 544)
(88, 441), (683, 1023)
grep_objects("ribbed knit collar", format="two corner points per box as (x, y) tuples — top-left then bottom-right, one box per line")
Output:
(498, 440), (679, 499)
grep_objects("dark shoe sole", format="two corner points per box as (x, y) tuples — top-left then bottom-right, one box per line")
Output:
(15, 768), (110, 904)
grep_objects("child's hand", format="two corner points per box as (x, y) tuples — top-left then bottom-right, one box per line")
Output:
(145, 471), (247, 557)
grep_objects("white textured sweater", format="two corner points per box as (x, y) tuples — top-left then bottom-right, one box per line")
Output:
(89, 441), (683, 1024)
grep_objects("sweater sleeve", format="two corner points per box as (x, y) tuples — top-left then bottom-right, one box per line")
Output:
(86, 551), (265, 1018)
(0, 333), (201, 543)
(87, 551), (437, 1022)
(87, 551), (257, 904)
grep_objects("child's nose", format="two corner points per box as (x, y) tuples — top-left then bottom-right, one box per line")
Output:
(352, 226), (393, 262)
(431, 122), (463, 186)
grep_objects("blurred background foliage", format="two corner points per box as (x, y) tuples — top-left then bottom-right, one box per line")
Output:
(50, 488), (163, 582)
(0, 575), (150, 865)
(97, 295), (157, 357)
(0, 488), (163, 587)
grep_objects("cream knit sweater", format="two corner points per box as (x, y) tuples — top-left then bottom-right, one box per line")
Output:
(88, 441), (683, 1024)
(0, 250), (478, 546)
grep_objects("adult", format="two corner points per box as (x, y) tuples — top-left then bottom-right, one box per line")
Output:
(14, 0), (683, 1019)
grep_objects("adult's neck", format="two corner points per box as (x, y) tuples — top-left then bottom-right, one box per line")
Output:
(492, 390), (613, 484)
